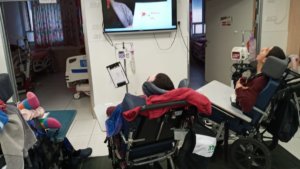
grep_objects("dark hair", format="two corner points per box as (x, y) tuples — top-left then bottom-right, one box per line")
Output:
(152, 73), (175, 90)
(266, 46), (286, 60)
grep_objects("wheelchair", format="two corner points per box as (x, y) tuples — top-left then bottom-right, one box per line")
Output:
(202, 56), (300, 169)
(0, 73), (80, 169)
(105, 80), (214, 169)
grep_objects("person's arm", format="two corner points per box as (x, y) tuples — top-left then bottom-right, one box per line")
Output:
(235, 78), (248, 90)
(113, 2), (133, 27)
(235, 76), (268, 113)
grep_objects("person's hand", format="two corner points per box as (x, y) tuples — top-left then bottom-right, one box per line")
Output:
(235, 78), (248, 89)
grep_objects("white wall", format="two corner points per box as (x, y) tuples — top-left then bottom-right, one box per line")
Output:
(205, 0), (254, 85)
(0, 35), (8, 73)
(0, 7), (8, 74)
(81, 0), (189, 107)
(260, 0), (290, 52)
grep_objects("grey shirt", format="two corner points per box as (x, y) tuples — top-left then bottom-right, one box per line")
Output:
(0, 104), (37, 169)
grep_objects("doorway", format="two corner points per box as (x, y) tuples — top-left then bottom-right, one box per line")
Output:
(189, 0), (206, 89)
(0, 0), (89, 110)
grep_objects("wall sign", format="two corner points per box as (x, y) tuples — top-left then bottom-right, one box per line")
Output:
(220, 16), (232, 26)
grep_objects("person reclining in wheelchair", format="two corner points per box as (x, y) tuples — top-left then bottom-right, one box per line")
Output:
(234, 46), (286, 113)
(209, 46), (287, 128)
(202, 46), (300, 169)
(105, 73), (214, 169)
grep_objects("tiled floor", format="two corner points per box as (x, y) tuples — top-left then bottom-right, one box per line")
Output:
(33, 69), (300, 160)
(33, 72), (106, 157)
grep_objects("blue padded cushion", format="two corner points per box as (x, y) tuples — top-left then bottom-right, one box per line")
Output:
(255, 79), (279, 110)
(47, 110), (77, 142)
(248, 79), (280, 125)
(178, 79), (189, 88)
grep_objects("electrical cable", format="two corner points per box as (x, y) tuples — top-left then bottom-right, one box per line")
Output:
(177, 23), (190, 81)
(153, 29), (177, 50)
(102, 22), (114, 47)
(178, 24), (189, 52)
(103, 32), (114, 47)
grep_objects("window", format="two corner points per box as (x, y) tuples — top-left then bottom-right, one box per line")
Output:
(191, 0), (205, 35)
(21, 1), (64, 46)
(26, 1), (33, 31)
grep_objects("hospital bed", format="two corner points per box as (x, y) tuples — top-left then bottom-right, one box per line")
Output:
(65, 55), (90, 99)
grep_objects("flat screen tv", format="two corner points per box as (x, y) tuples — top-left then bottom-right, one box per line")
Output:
(102, 0), (177, 33)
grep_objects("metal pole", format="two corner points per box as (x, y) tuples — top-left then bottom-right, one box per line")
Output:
(256, 0), (263, 53)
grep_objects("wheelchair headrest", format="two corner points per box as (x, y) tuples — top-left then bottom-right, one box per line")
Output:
(142, 82), (168, 97)
(0, 73), (14, 102)
(142, 79), (190, 97)
(262, 56), (289, 79)
(178, 79), (189, 88)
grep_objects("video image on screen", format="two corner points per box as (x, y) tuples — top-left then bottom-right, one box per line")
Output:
(102, 0), (177, 33)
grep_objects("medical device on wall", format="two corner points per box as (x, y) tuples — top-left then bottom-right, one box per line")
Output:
(110, 42), (135, 93)
(231, 47), (255, 88)
(231, 47), (249, 61)
(231, 30), (256, 87)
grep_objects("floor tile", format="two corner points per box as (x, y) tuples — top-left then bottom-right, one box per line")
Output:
(68, 119), (96, 137)
(88, 132), (109, 157)
(280, 137), (300, 159)
(67, 135), (91, 150)
(294, 128), (300, 139)
(93, 122), (104, 136)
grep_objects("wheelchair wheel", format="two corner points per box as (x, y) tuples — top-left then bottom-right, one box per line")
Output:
(259, 130), (279, 151)
(230, 138), (271, 169)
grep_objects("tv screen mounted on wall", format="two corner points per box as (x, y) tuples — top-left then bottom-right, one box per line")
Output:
(102, 0), (177, 33)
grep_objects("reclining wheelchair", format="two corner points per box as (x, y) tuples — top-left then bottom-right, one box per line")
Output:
(105, 80), (215, 169)
(199, 56), (300, 169)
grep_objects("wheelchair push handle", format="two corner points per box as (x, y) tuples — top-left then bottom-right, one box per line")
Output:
(140, 100), (188, 112)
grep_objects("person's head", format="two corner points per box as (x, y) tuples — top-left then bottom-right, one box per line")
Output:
(146, 73), (175, 90)
(256, 46), (286, 71)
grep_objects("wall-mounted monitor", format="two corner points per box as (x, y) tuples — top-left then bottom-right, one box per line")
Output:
(102, 0), (177, 34)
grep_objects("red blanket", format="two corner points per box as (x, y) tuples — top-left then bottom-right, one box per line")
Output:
(123, 88), (211, 121)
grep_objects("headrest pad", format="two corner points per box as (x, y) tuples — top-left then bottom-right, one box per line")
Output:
(262, 56), (289, 79)
(178, 79), (189, 88)
(0, 73), (14, 102)
(142, 82), (168, 97)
